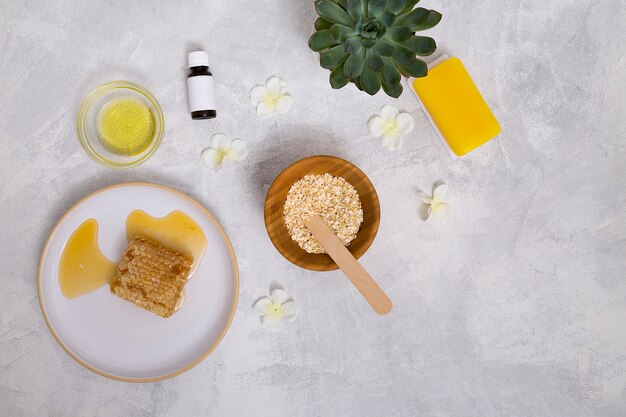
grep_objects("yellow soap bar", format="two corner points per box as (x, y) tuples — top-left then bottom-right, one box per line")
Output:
(412, 58), (501, 156)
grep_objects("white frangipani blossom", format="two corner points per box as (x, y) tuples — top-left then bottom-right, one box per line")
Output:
(368, 105), (415, 151)
(418, 183), (451, 221)
(250, 76), (293, 118)
(201, 133), (248, 170)
(253, 288), (297, 332)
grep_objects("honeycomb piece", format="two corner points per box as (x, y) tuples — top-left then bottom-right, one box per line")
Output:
(110, 235), (192, 318)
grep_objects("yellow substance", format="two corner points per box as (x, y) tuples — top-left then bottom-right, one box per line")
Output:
(96, 98), (155, 156)
(58, 219), (117, 299)
(412, 58), (501, 156)
(126, 210), (207, 277)
(58, 211), (207, 300)
(266, 302), (283, 318)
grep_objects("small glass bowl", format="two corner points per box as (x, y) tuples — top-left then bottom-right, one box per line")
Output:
(76, 81), (164, 168)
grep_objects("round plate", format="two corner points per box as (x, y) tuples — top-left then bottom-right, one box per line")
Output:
(264, 155), (380, 271)
(38, 183), (238, 382)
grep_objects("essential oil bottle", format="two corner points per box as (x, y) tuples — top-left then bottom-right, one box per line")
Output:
(187, 51), (216, 119)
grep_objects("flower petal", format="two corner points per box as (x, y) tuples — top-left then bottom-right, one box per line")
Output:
(274, 94), (292, 114)
(281, 301), (297, 322)
(256, 101), (274, 118)
(270, 288), (289, 305)
(381, 134), (404, 151)
(266, 76), (287, 94)
(201, 148), (224, 170)
(379, 104), (399, 120)
(425, 204), (433, 221)
(262, 314), (284, 332)
(433, 183), (451, 201)
(394, 112), (414, 135)
(209, 133), (231, 150)
(417, 191), (433, 204)
(250, 85), (268, 105)
(228, 139), (248, 161)
(368, 116), (386, 137)
(253, 297), (272, 316)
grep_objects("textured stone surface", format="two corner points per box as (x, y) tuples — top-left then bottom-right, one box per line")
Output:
(1, 0), (625, 416)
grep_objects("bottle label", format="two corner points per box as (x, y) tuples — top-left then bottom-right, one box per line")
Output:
(187, 75), (216, 112)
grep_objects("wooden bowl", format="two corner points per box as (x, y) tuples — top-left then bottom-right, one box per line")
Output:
(264, 155), (380, 271)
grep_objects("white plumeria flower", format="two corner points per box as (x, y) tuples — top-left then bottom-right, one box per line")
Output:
(253, 288), (297, 332)
(418, 183), (451, 221)
(368, 104), (415, 151)
(201, 133), (248, 170)
(250, 76), (293, 118)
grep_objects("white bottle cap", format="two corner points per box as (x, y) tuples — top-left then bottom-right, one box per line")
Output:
(188, 51), (209, 68)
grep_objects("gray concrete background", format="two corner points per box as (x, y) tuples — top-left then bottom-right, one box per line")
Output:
(1, 0), (625, 416)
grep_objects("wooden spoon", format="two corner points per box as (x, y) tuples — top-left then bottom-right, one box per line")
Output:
(305, 215), (392, 315)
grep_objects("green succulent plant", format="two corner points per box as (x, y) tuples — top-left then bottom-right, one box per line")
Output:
(308, 0), (442, 98)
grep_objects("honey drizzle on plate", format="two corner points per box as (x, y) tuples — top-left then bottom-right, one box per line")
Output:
(125, 210), (207, 278)
(58, 211), (207, 304)
(58, 219), (117, 299)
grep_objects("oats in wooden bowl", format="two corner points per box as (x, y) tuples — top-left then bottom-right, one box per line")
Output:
(264, 155), (380, 271)
(283, 173), (363, 254)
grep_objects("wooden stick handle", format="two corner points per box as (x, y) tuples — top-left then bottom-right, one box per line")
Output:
(305, 215), (392, 315)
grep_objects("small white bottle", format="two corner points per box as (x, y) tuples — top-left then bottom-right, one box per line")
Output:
(187, 51), (216, 119)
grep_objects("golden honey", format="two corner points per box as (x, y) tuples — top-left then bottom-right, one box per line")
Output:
(58, 211), (206, 300)
(58, 219), (117, 299)
(125, 210), (207, 277)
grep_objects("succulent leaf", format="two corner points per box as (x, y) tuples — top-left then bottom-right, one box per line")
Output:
(344, 49), (366, 78)
(375, 40), (394, 56)
(399, 0), (420, 15)
(365, 48), (385, 71)
(346, 0), (365, 19)
(380, 11), (395, 27)
(413, 10), (442, 31)
(330, 24), (356, 42)
(354, 76), (364, 91)
(382, 82), (403, 98)
(404, 36), (436, 56)
(314, 17), (333, 31)
(386, 26), (412, 42)
(387, 0), (406, 14)
(361, 38), (376, 48)
(382, 59), (402, 85)
(359, 65), (382, 95)
(359, 66), (381, 96)
(320, 44), (349, 69)
(316, 0), (354, 27)
(344, 37), (363, 54)
(391, 43), (417, 66)
(334, 0), (348, 9)
(397, 58), (428, 77)
(397, 7), (428, 28)
(309, 30), (337, 52)
(330, 64), (350, 88)
(366, 0), (386, 18)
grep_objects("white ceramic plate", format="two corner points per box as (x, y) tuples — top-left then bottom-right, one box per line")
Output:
(38, 183), (238, 382)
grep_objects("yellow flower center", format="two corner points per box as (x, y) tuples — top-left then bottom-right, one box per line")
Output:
(431, 200), (446, 214)
(382, 119), (399, 136)
(217, 147), (229, 159)
(213, 146), (238, 165)
(266, 302), (284, 318)
(262, 92), (282, 109)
